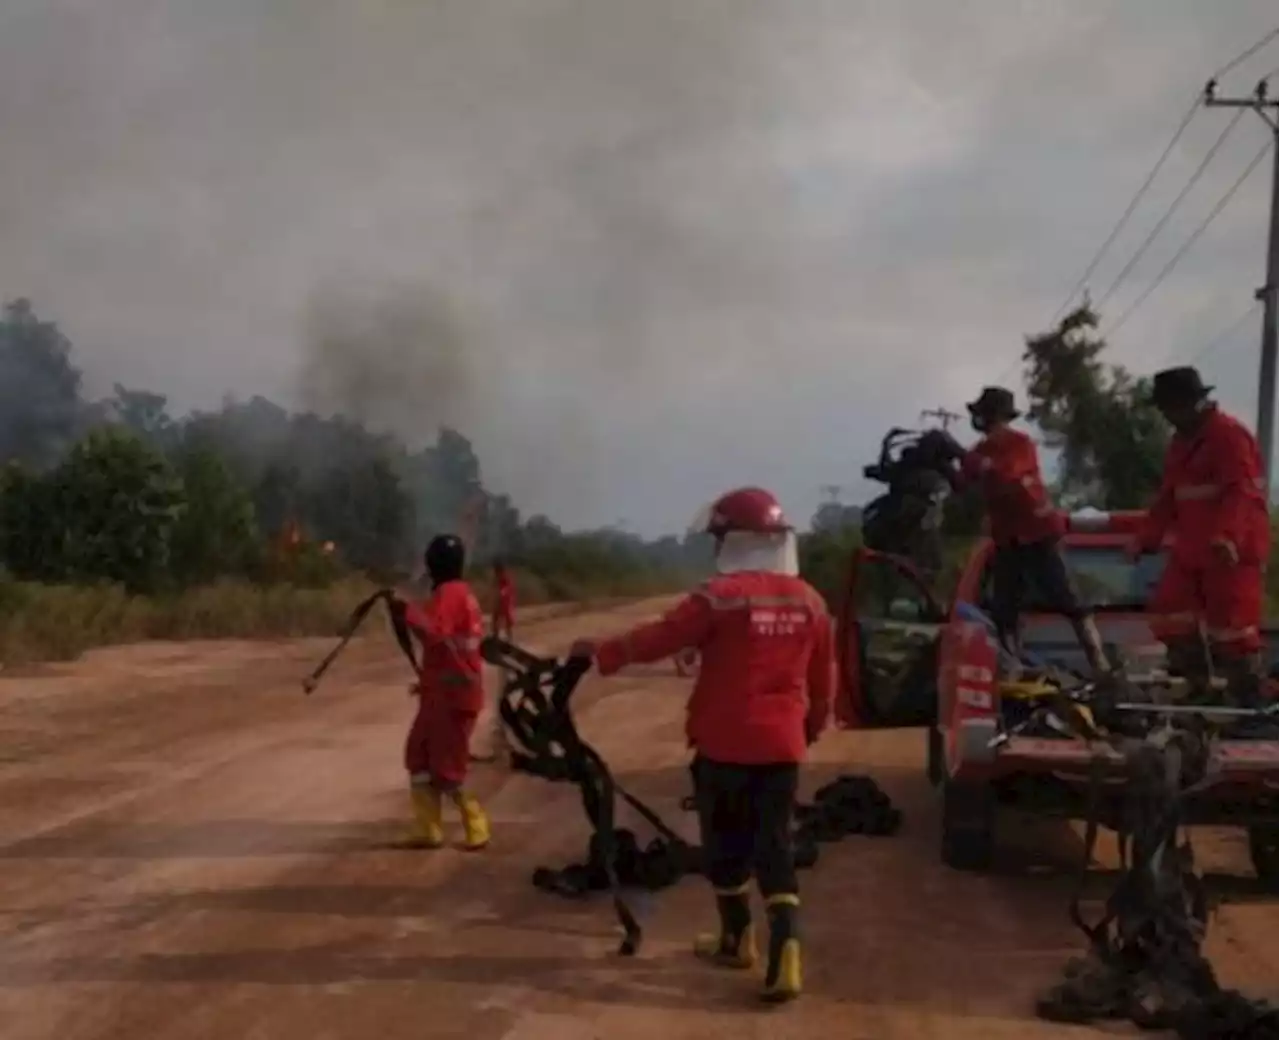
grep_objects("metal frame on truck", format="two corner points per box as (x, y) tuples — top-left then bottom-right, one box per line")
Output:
(835, 510), (1279, 879)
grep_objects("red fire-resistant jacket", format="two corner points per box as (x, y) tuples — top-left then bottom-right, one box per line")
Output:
(496, 569), (515, 612)
(403, 580), (486, 713)
(1137, 406), (1268, 567)
(594, 571), (834, 765)
(960, 425), (1064, 546)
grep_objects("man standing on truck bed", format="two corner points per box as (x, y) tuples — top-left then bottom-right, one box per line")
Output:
(1129, 366), (1269, 706)
(941, 386), (1112, 677)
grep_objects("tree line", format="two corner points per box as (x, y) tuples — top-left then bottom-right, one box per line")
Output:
(0, 297), (711, 594)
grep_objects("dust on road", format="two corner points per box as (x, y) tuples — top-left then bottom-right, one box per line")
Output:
(0, 600), (1274, 1040)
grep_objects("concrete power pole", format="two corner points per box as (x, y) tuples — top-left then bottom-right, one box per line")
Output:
(1204, 77), (1279, 498)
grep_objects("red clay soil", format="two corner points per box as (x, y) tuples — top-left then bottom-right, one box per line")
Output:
(0, 599), (1274, 1040)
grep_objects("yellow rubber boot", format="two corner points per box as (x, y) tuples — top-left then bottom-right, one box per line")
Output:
(760, 894), (802, 1003)
(693, 885), (758, 969)
(407, 786), (445, 849)
(453, 790), (490, 851)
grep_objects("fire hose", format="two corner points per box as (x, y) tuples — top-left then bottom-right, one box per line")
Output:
(1009, 672), (1280, 1037)
(481, 636), (902, 955)
(301, 596), (903, 955)
(860, 425), (959, 578)
(301, 588), (418, 695)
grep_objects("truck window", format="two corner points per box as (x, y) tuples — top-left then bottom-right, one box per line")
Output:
(977, 546), (1167, 613)
(854, 555), (937, 621)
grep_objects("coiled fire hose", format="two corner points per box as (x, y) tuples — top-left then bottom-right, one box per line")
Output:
(482, 637), (903, 954)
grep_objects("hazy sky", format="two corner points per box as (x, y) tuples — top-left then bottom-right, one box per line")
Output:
(1, 1), (1276, 534)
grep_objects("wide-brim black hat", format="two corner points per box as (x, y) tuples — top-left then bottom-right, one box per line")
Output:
(967, 386), (1021, 421)
(1149, 366), (1213, 407)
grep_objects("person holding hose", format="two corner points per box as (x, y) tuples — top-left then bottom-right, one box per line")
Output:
(568, 487), (834, 1004)
(1127, 366), (1269, 706)
(399, 534), (491, 851)
(941, 387), (1111, 677)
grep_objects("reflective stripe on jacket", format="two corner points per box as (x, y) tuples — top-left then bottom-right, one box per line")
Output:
(960, 425), (1064, 546)
(1137, 406), (1268, 567)
(595, 571), (834, 764)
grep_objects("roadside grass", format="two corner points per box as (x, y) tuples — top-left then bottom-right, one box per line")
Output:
(0, 565), (685, 666)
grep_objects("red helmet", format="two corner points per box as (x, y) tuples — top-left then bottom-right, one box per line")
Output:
(693, 487), (792, 537)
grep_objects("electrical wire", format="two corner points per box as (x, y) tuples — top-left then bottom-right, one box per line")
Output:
(1095, 109), (1245, 311)
(1154, 303), (1260, 368)
(1047, 29), (1277, 325)
(1106, 139), (1273, 340)
(1049, 100), (1200, 323)
(1211, 29), (1278, 81)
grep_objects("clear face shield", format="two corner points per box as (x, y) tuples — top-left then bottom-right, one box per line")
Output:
(688, 502), (800, 577)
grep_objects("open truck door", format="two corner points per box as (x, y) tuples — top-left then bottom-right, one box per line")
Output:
(836, 547), (946, 728)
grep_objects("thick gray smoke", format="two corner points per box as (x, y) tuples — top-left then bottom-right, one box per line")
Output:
(0, 0), (1272, 530)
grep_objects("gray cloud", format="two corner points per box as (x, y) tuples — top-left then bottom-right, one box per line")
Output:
(0, 0), (1274, 532)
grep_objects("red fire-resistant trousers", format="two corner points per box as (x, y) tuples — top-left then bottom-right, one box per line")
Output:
(1148, 557), (1263, 657)
(405, 697), (478, 787)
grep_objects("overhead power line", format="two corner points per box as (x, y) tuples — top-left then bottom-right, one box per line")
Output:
(1212, 29), (1279, 80)
(1050, 101), (1200, 322)
(1096, 110), (1245, 311)
(1155, 302), (1260, 368)
(1048, 29), (1278, 324)
(1106, 139), (1273, 339)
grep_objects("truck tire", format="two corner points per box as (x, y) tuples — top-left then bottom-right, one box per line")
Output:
(926, 724), (943, 787)
(941, 777), (995, 872)
(1247, 825), (1277, 888)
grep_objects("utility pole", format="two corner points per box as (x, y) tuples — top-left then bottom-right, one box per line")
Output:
(920, 407), (961, 431)
(1204, 76), (1279, 498)
(820, 484), (844, 504)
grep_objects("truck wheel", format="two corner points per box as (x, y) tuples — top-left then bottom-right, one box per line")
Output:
(1247, 825), (1278, 888)
(941, 777), (995, 872)
(926, 724), (943, 787)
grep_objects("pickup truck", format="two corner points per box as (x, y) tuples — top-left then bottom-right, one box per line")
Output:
(834, 510), (1278, 879)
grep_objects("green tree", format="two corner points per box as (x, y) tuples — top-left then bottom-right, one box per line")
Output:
(169, 439), (259, 584)
(0, 462), (59, 578)
(306, 454), (413, 575)
(1023, 302), (1168, 508)
(799, 524), (862, 611)
(109, 384), (176, 449)
(20, 428), (186, 591)
(0, 298), (84, 469)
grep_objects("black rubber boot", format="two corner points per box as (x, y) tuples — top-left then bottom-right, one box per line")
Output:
(693, 886), (757, 969)
(1218, 652), (1264, 710)
(1166, 639), (1214, 704)
(760, 894), (801, 1003)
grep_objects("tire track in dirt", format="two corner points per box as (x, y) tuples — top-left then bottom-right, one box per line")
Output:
(0, 596), (1274, 1040)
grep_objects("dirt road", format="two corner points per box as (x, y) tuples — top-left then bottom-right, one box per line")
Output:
(0, 599), (1274, 1040)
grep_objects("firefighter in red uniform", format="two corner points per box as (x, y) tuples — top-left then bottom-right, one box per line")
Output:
(1129, 367), (1269, 704)
(492, 558), (516, 640)
(569, 487), (834, 1004)
(943, 387), (1111, 676)
(399, 535), (491, 850)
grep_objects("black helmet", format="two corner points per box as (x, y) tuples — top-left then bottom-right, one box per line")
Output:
(424, 534), (466, 587)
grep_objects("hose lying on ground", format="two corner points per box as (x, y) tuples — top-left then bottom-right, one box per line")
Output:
(482, 637), (904, 948)
(1030, 684), (1278, 1039)
(530, 773), (902, 900)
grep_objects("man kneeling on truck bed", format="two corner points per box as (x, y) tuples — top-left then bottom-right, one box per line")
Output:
(939, 386), (1111, 678)
(1129, 366), (1269, 707)
(568, 487), (834, 1005)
